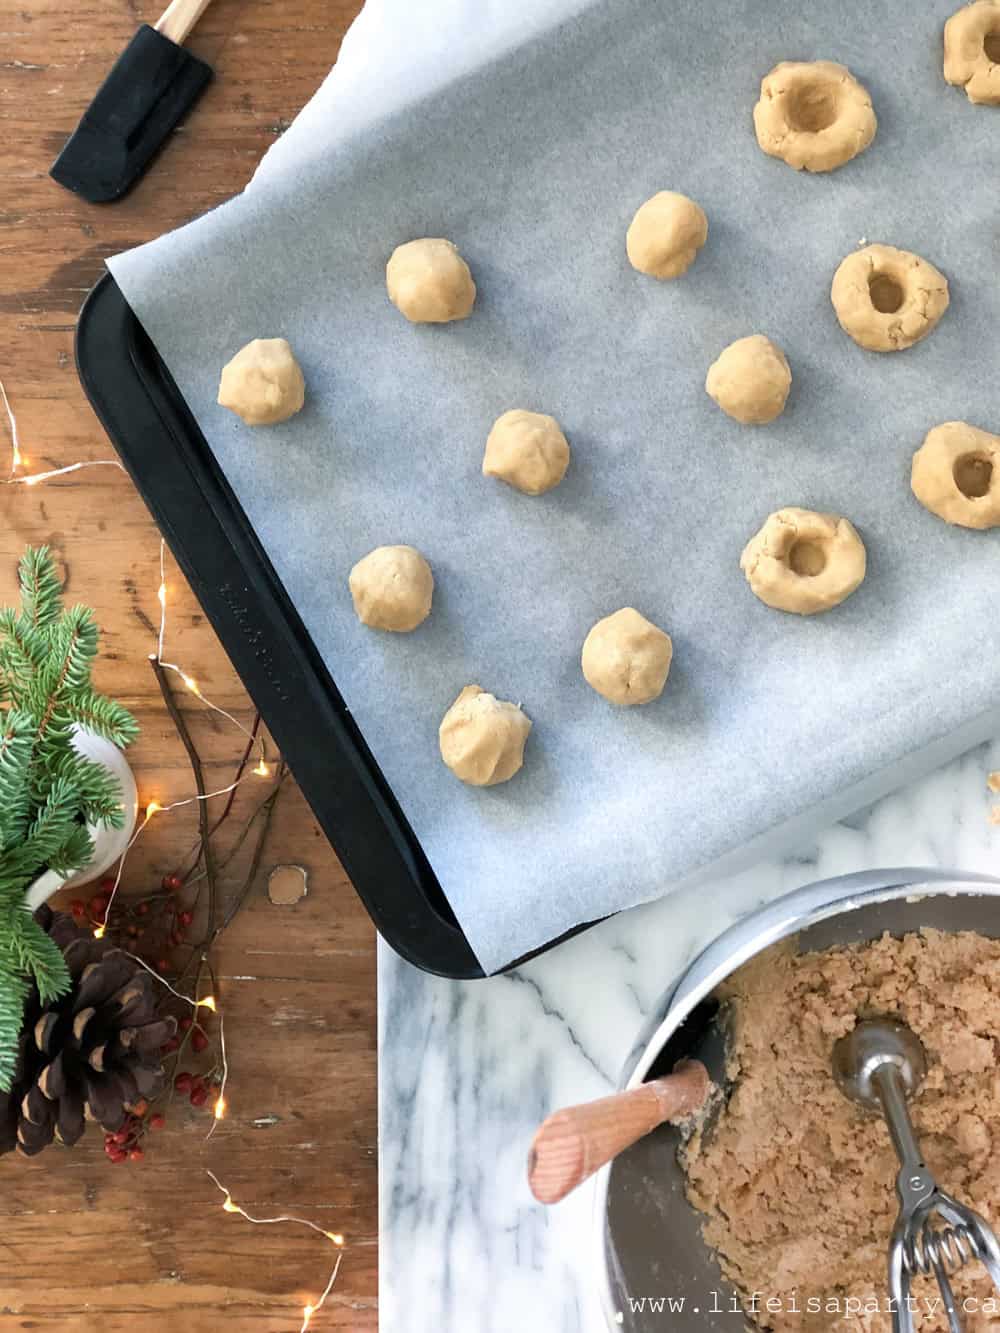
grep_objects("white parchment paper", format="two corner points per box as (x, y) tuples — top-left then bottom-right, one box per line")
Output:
(110, 0), (1000, 972)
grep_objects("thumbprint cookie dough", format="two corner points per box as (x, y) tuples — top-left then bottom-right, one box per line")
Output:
(217, 338), (305, 426)
(911, 422), (1000, 530)
(944, 0), (1000, 104)
(831, 244), (950, 352)
(753, 60), (877, 172)
(626, 191), (708, 280)
(705, 335), (791, 425)
(740, 508), (867, 615)
(483, 410), (570, 495)
(386, 238), (476, 323)
(439, 686), (532, 787)
(349, 545), (434, 632)
(581, 608), (673, 706)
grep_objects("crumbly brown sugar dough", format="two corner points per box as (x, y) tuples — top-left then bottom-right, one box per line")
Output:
(740, 508), (866, 615)
(438, 685), (531, 787)
(386, 238), (476, 324)
(912, 421), (1000, 530)
(626, 191), (708, 280)
(831, 244), (950, 352)
(706, 335), (791, 425)
(217, 338), (305, 426)
(753, 61), (877, 172)
(683, 929), (1000, 1332)
(483, 410), (570, 495)
(349, 544), (434, 632)
(944, 0), (1000, 104)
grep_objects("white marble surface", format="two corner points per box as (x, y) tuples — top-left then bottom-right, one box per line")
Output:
(378, 739), (1000, 1331)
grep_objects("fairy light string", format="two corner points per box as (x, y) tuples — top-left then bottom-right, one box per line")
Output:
(206, 1170), (345, 1332)
(4, 375), (338, 1328)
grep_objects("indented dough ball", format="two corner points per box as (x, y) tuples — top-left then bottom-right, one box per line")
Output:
(581, 607), (673, 706)
(911, 421), (1000, 530)
(753, 60), (877, 172)
(944, 0), (1000, 104)
(386, 238), (476, 324)
(438, 685), (532, 786)
(349, 545), (434, 632)
(705, 335), (791, 425)
(483, 410), (570, 495)
(740, 507), (866, 615)
(217, 338), (305, 426)
(626, 191), (708, 280)
(831, 244), (950, 352)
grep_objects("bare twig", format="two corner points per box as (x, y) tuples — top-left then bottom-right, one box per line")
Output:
(149, 655), (218, 938)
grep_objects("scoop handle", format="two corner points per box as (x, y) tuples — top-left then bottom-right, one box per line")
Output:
(155, 0), (216, 45)
(527, 1059), (710, 1205)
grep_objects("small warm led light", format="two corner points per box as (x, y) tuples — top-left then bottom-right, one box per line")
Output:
(157, 582), (166, 606)
(254, 758), (270, 777)
(302, 1306), (315, 1330)
(23, 473), (42, 486)
(93, 924), (106, 940)
(326, 1232), (345, 1247)
(145, 800), (162, 818)
(198, 995), (217, 1012)
(214, 1097), (226, 1120)
(222, 1196), (239, 1214)
(181, 674), (201, 696)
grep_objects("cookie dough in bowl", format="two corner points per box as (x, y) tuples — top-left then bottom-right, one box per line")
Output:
(625, 191), (708, 280)
(439, 685), (531, 787)
(386, 237), (476, 323)
(740, 507), (867, 615)
(831, 244), (950, 352)
(911, 422), (1000, 530)
(944, 0), (1000, 104)
(753, 60), (877, 172)
(705, 335), (791, 425)
(581, 608), (673, 706)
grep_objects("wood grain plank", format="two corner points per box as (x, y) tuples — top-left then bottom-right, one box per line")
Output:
(0, 1), (374, 1327)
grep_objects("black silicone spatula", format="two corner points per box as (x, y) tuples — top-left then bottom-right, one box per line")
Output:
(50, 0), (217, 204)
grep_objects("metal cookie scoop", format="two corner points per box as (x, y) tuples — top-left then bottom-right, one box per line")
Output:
(833, 1018), (1000, 1332)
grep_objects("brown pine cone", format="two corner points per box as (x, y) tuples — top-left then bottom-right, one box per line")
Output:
(1, 906), (176, 1157)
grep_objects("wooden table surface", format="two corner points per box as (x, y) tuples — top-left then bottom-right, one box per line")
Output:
(0, 2), (376, 1328)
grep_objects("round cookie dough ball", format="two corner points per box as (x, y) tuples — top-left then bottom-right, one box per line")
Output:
(831, 244), (950, 353)
(217, 338), (305, 426)
(438, 685), (532, 786)
(911, 421), (1000, 529)
(753, 60), (877, 172)
(944, 0), (1000, 104)
(349, 544), (434, 632)
(740, 507), (866, 615)
(581, 607), (673, 706)
(705, 335), (791, 425)
(386, 238), (476, 324)
(626, 191), (708, 280)
(483, 410), (570, 495)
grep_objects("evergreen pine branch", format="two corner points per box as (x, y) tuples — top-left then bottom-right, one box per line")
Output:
(42, 824), (93, 878)
(9, 910), (70, 1005)
(0, 607), (46, 688)
(51, 752), (125, 829)
(16, 546), (63, 633)
(62, 689), (139, 750)
(18, 776), (82, 872)
(0, 943), (28, 1093)
(0, 710), (36, 853)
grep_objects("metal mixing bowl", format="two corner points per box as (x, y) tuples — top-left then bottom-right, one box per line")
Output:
(593, 868), (1000, 1331)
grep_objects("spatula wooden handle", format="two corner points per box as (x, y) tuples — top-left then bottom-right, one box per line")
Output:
(155, 0), (216, 46)
(527, 1059), (710, 1205)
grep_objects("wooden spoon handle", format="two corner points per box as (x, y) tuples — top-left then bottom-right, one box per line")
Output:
(528, 1059), (710, 1205)
(155, 0), (216, 45)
